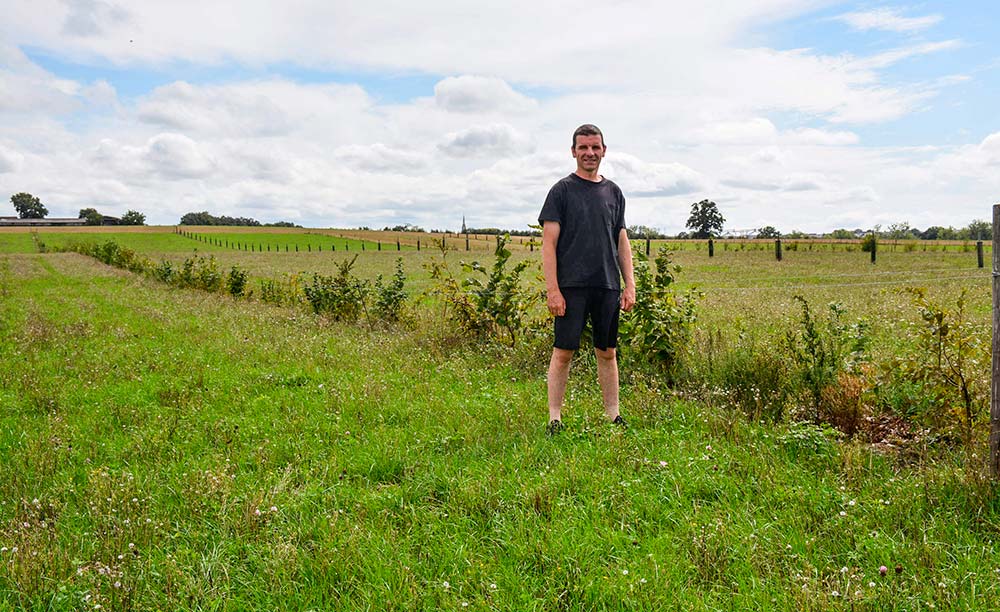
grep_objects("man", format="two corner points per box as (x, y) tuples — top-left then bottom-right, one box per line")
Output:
(538, 124), (636, 435)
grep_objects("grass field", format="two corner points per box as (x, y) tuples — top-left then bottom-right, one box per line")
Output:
(2, 229), (999, 610)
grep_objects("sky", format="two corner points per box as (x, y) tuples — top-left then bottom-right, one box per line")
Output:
(0, 0), (997, 234)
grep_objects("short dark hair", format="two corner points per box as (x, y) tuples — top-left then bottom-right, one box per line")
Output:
(572, 124), (605, 148)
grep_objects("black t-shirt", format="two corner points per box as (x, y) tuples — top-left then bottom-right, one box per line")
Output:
(538, 173), (626, 290)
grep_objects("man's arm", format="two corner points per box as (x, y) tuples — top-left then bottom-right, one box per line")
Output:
(542, 221), (565, 316)
(618, 228), (636, 311)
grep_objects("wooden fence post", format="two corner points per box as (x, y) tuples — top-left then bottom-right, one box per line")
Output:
(417, 239), (420, 251)
(708, 238), (714, 257)
(775, 239), (782, 261)
(466, 236), (470, 251)
(978, 240), (984, 268)
(645, 238), (650, 256)
(991, 204), (1000, 478)
(870, 233), (877, 264)
(377, 241), (381, 251)
(397, 240), (400, 251)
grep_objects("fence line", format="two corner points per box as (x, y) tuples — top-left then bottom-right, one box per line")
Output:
(695, 273), (987, 292)
(698, 267), (991, 284)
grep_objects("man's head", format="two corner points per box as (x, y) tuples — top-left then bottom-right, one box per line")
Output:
(571, 124), (606, 176)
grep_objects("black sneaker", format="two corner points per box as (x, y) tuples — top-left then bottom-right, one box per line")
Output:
(546, 419), (564, 436)
(611, 415), (627, 429)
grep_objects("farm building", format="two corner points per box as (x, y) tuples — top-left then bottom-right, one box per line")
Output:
(0, 217), (87, 226)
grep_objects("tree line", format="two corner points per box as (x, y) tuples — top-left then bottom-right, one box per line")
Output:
(6, 192), (993, 240)
(674, 200), (991, 241)
(6, 192), (145, 225)
(179, 211), (301, 227)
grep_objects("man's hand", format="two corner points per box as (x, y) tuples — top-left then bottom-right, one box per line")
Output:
(620, 285), (636, 312)
(547, 289), (566, 317)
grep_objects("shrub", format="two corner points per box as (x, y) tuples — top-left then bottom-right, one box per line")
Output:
(373, 258), (407, 322)
(225, 266), (250, 298)
(785, 297), (869, 424)
(152, 260), (174, 284)
(303, 255), (367, 322)
(427, 235), (542, 346)
(619, 247), (701, 383)
(880, 288), (988, 445)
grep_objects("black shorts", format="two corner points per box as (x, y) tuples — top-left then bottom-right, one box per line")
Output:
(554, 287), (621, 351)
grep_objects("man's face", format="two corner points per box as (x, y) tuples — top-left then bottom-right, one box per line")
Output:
(572, 134), (605, 173)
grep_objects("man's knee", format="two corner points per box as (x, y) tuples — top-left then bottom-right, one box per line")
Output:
(551, 348), (575, 366)
(595, 347), (616, 362)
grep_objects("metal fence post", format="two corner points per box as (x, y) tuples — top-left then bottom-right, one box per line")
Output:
(991, 204), (1000, 478)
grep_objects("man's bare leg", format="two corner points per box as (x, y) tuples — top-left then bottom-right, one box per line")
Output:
(547, 348), (575, 422)
(595, 347), (620, 420)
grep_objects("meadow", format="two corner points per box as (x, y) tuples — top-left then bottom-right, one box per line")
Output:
(1, 227), (999, 611)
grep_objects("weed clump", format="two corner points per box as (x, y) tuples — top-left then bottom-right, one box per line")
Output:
(619, 247), (701, 383)
(426, 234), (542, 346)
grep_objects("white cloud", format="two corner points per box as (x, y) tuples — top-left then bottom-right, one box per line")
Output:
(603, 153), (705, 198)
(434, 76), (537, 114)
(694, 118), (778, 144)
(61, 0), (130, 38)
(0, 145), (24, 173)
(835, 8), (942, 33)
(144, 133), (214, 179)
(438, 124), (533, 158)
(721, 174), (824, 192)
(856, 40), (962, 71)
(136, 80), (373, 139)
(782, 128), (859, 146)
(335, 143), (426, 173)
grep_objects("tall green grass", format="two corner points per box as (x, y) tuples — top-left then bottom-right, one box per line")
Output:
(1, 252), (998, 610)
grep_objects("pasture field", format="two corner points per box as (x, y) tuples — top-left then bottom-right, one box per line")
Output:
(1, 230), (999, 610)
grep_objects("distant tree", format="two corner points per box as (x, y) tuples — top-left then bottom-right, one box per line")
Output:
(829, 228), (854, 239)
(921, 226), (941, 240)
(120, 210), (146, 226)
(78, 207), (103, 226)
(179, 211), (260, 226)
(384, 223), (426, 232)
(180, 211), (214, 225)
(966, 219), (991, 241)
(921, 225), (959, 240)
(627, 225), (667, 240)
(265, 221), (301, 228)
(783, 230), (812, 239)
(675, 231), (691, 239)
(685, 199), (725, 239)
(756, 225), (781, 239)
(11, 192), (47, 219)
(886, 222), (918, 241)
